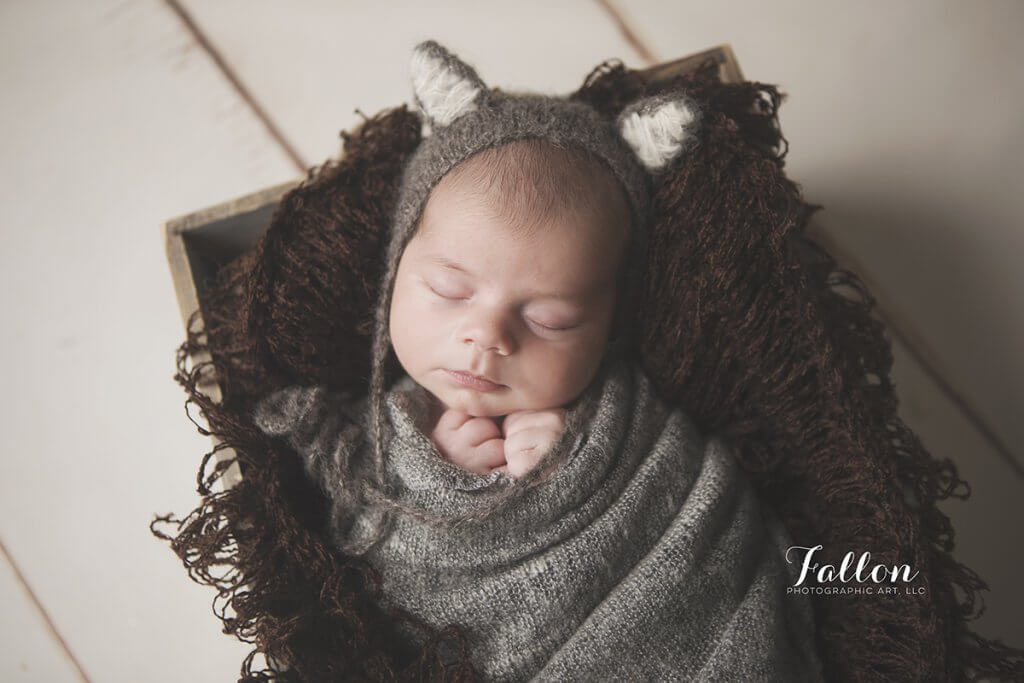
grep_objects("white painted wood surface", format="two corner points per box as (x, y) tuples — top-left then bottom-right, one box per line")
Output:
(0, 549), (82, 682)
(0, 0), (291, 679)
(0, 0), (1020, 679)
(893, 338), (1024, 645)
(175, 0), (644, 168)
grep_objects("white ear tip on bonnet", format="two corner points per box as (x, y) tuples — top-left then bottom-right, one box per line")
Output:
(410, 40), (486, 130)
(618, 96), (699, 172)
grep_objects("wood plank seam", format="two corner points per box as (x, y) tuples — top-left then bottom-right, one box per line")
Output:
(594, 0), (660, 66)
(0, 537), (91, 682)
(162, 0), (309, 174)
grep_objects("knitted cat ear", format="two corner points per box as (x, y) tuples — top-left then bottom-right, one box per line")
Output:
(617, 93), (701, 173)
(410, 40), (490, 136)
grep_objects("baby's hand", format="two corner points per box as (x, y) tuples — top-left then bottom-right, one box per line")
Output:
(496, 408), (567, 479)
(430, 408), (506, 475)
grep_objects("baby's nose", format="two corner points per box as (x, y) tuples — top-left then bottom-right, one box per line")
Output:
(461, 310), (515, 356)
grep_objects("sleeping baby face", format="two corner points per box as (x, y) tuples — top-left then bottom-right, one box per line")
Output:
(388, 150), (630, 418)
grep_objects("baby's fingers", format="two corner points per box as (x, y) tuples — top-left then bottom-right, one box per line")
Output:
(502, 430), (555, 478)
(454, 415), (503, 447)
(503, 408), (566, 437)
(434, 408), (471, 433)
(504, 426), (558, 462)
(462, 438), (506, 474)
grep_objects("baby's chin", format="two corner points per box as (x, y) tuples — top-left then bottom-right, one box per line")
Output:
(418, 382), (522, 418)
(430, 386), (577, 419)
(435, 390), (522, 418)
(409, 368), (587, 417)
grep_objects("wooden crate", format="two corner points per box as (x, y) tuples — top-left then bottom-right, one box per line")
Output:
(162, 45), (749, 490)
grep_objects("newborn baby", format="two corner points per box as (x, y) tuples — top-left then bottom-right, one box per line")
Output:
(388, 137), (631, 479)
(250, 40), (824, 681)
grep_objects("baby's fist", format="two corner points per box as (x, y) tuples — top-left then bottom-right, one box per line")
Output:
(430, 408), (506, 475)
(498, 408), (567, 478)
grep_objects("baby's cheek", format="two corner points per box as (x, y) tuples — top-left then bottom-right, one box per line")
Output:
(390, 294), (441, 374)
(527, 345), (597, 406)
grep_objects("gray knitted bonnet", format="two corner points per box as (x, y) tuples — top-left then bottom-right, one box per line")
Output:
(363, 39), (703, 518)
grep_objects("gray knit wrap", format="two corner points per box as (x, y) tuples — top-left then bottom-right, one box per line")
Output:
(251, 356), (825, 680)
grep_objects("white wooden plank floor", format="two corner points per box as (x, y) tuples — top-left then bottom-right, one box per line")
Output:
(1, 1), (1020, 680)
(0, 544), (83, 682)
(892, 335), (1024, 646)
(174, 0), (645, 168)
(0, 0), (293, 679)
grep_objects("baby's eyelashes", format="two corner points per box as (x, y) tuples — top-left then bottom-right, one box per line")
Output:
(418, 275), (585, 334)
(423, 277), (469, 300)
(526, 318), (579, 333)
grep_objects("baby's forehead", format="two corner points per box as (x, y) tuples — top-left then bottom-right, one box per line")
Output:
(438, 139), (628, 209)
(414, 197), (626, 299)
(413, 140), (632, 278)
(423, 169), (627, 237)
(421, 183), (621, 251)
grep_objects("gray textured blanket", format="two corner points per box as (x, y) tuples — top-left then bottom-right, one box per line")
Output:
(252, 357), (824, 681)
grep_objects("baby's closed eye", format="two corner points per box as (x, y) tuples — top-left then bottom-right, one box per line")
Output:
(422, 275), (470, 300)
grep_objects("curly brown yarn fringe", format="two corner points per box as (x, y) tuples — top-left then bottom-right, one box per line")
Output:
(575, 59), (1022, 682)
(151, 58), (1024, 682)
(151, 107), (483, 681)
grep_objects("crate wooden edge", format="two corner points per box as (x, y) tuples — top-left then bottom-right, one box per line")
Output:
(163, 178), (302, 338)
(643, 43), (744, 85)
(164, 179), (302, 491)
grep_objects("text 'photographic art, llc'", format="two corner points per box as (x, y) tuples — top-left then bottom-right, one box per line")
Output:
(785, 545), (927, 597)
